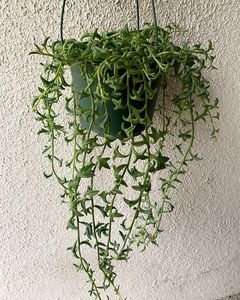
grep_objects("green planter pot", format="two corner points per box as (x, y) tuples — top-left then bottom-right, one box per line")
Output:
(71, 64), (160, 139)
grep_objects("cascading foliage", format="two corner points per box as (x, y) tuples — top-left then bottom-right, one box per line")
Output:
(31, 24), (219, 299)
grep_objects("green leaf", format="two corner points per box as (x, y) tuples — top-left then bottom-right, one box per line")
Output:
(113, 164), (127, 176)
(113, 147), (128, 159)
(164, 201), (174, 213)
(122, 124), (136, 138)
(174, 144), (183, 154)
(110, 186), (123, 195)
(151, 240), (159, 247)
(72, 208), (83, 217)
(99, 191), (109, 203)
(119, 231), (126, 241)
(115, 177), (128, 187)
(128, 166), (145, 178)
(95, 205), (107, 217)
(112, 98), (127, 110)
(78, 163), (95, 178)
(79, 198), (91, 215)
(38, 128), (49, 135)
(123, 197), (140, 207)
(149, 154), (169, 172)
(97, 157), (110, 170)
(132, 181), (151, 192)
(68, 179), (77, 190)
(43, 171), (52, 178)
(178, 130), (192, 141)
(42, 36), (50, 48)
(111, 210), (124, 219)
(132, 184), (143, 192)
(133, 151), (148, 162)
(40, 75), (51, 87)
(149, 127), (162, 143)
(73, 263), (82, 271)
(133, 138), (147, 147)
(85, 186), (99, 197)
(96, 223), (108, 238)
(67, 241), (79, 258)
(42, 145), (51, 154)
(130, 106), (142, 121)
(80, 222), (93, 239)
(190, 153), (202, 161)
(67, 217), (78, 230)
(32, 97), (39, 108)
(80, 240), (92, 248)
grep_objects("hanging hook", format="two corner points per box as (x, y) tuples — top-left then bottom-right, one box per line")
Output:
(135, 0), (140, 30)
(60, 0), (157, 44)
(151, 0), (158, 45)
(60, 0), (67, 43)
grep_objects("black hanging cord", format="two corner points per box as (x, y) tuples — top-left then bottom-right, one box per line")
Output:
(60, 0), (67, 43)
(60, 0), (157, 44)
(135, 0), (140, 30)
(151, 0), (158, 45)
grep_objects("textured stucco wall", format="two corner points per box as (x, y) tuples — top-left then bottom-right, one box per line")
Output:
(1, 0), (240, 299)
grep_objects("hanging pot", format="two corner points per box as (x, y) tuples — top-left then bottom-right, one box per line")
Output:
(71, 64), (161, 139)
(67, 0), (160, 139)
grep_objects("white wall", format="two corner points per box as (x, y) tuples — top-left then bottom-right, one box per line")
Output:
(1, 0), (240, 299)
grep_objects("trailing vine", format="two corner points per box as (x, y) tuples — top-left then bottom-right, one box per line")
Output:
(31, 24), (219, 299)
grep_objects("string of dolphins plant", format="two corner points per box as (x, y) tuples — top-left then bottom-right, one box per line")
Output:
(31, 1), (219, 299)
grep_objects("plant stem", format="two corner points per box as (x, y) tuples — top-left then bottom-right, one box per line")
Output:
(151, 106), (195, 242)
(106, 150), (133, 255)
(33, 62), (63, 111)
(117, 72), (152, 258)
(72, 82), (103, 299)
(86, 91), (125, 299)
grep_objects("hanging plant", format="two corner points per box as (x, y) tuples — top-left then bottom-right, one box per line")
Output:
(31, 0), (219, 299)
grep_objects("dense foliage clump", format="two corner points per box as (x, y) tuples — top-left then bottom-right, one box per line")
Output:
(32, 24), (219, 299)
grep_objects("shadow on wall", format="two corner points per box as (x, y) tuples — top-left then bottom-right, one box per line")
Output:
(219, 293), (240, 300)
